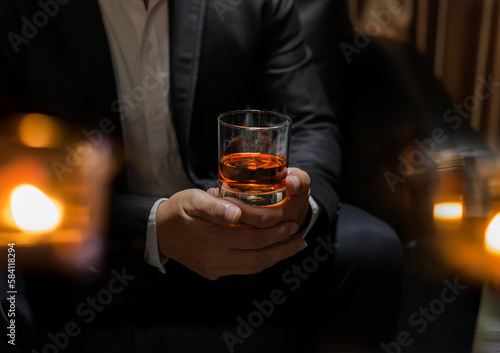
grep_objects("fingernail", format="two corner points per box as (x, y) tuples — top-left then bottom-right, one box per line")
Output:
(225, 205), (239, 223)
(289, 224), (299, 235)
(289, 175), (300, 190)
(298, 241), (308, 252)
(207, 189), (216, 197)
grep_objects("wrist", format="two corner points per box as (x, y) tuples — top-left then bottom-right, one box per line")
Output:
(155, 198), (171, 259)
(298, 201), (312, 230)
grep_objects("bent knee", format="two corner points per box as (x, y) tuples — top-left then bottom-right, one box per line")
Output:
(335, 203), (403, 274)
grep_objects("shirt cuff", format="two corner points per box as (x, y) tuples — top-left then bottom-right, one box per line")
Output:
(292, 195), (321, 239)
(145, 198), (169, 274)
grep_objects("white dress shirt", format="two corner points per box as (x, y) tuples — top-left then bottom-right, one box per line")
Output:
(98, 0), (320, 275)
(98, 0), (193, 197)
(98, 0), (192, 273)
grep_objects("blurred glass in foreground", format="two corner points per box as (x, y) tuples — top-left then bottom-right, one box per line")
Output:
(0, 113), (113, 274)
(432, 149), (500, 283)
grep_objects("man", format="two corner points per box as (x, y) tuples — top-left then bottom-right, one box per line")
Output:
(0, 0), (403, 352)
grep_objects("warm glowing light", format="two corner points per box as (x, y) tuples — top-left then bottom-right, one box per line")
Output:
(485, 213), (500, 255)
(434, 202), (463, 220)
(10, 184), (62, 232)
(19, 113), (61, 148)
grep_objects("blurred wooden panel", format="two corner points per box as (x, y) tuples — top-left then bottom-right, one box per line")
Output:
(441, 0), (483, 105)
(471, 0), (495, 130)
(411, 0), (500, 153)
(485, 4), (500, 151)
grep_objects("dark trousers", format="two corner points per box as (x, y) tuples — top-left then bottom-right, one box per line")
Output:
(1, 204), (403, 353)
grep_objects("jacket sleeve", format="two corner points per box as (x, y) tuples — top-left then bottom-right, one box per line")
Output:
(252, 0), (341, 224)
(106, 191), (161, 280)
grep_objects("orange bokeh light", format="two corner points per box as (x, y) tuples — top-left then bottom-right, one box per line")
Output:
(433, 202), (464, 220)
(10, 184), (62, 233)
(485, 213), (500, 255)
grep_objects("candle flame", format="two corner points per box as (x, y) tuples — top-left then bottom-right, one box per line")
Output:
(11, 184), (61, 232)
(433, 202), (463, 220)
(485, 213), (500, 255)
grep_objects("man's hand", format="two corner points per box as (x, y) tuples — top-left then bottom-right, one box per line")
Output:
(156, 189), (307, 280)
(209, 168), (312, 231)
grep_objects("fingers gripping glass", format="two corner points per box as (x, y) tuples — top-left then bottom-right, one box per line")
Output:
(218, 110), (292, 206)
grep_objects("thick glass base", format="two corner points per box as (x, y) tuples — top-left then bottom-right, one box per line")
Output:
(219, 186), (287, 206)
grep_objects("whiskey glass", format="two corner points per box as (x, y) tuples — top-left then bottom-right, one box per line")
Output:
(218, 110), (291, 206)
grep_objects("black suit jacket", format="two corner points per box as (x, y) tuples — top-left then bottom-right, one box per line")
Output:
(0, 0), (340, 272)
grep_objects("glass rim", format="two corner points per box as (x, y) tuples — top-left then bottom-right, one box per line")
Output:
(218, 109), (292, 130)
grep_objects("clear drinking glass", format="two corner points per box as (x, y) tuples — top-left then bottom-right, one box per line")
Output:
(218, 110), (292, 206)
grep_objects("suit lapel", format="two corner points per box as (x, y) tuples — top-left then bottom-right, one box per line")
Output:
(53, 0), (120, 127)
(169, 0), (207, 159)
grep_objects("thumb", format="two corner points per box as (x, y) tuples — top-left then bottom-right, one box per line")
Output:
(185, 190), (241, 225)
(285, 168), (311, 195)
